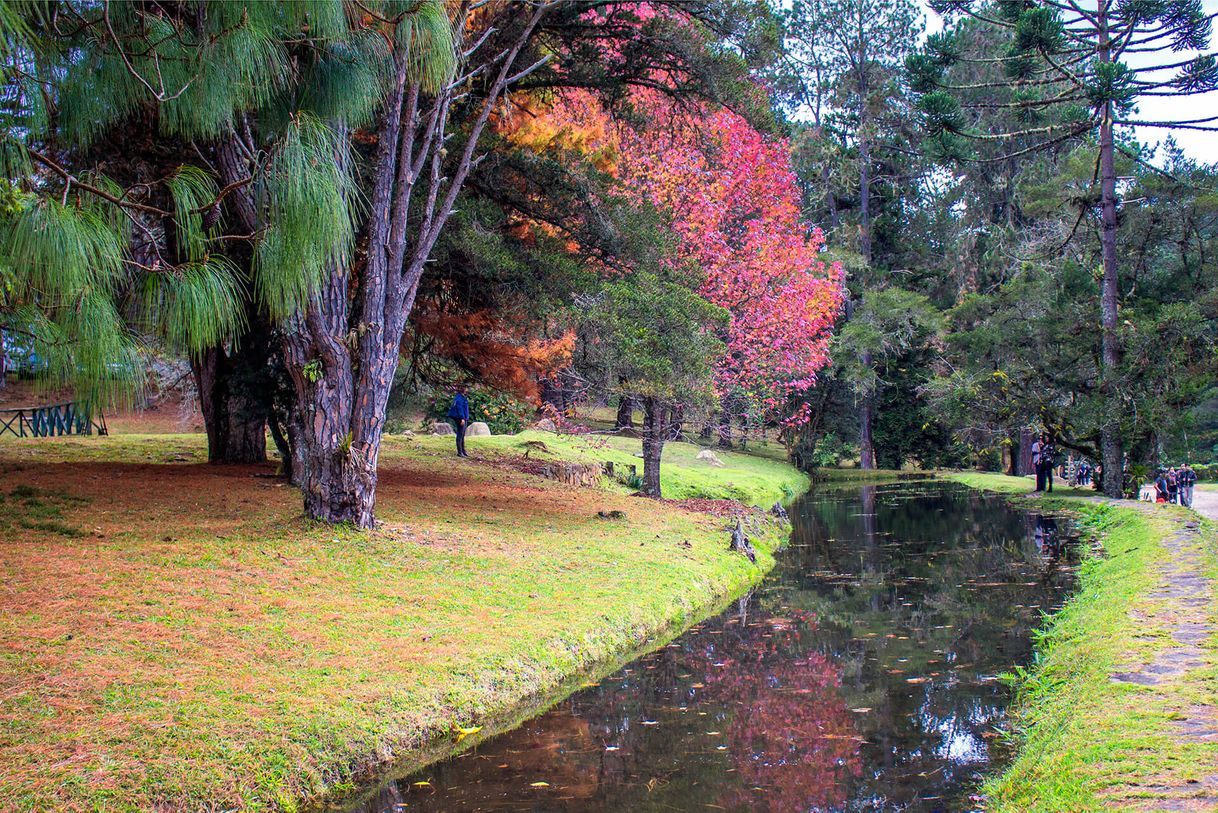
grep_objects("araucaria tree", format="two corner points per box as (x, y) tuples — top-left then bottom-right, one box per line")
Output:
(908, 0), (1218, 495)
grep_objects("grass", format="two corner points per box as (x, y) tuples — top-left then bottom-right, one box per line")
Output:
(469, 430), (807, 506)
(942, 471), (1218, 811)
(0, 430), (799, 812)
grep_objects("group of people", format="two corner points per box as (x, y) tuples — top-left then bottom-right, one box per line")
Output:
(1072, 459), (1094, 486)
(1154, 465), (1197, 507)
(1030, 433), (1057, 492)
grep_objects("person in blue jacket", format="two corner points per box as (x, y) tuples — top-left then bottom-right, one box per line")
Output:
(448, 385), (470, 458)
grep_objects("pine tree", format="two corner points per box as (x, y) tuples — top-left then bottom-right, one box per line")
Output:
(782, 0), (924, 469)
(908, 0), (1218, 496)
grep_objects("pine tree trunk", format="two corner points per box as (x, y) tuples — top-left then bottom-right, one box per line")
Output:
(641, 396), (665, 498)
(191, 341), (268, 465)
(1098, 21), (1124, 498)
(281, 251), (408, 529)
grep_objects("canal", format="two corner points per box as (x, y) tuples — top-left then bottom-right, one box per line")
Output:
(345, 479), (1076, 812)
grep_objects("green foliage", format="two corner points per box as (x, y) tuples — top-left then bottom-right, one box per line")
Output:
(141, 258), (246, 356)
(254, 114), (356, 321)
(584, 271), (727, 405)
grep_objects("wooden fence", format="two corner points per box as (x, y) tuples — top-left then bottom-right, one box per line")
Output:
(0, 402), (107, 438)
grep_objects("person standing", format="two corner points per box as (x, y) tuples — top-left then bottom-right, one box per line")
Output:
(1181, 464), (1197, 507)
(1168, 467), (1180, 505)
(1031, 434), (1045, 492)
(448, 385), (470, 458)
(1042, 435), (1056, 493)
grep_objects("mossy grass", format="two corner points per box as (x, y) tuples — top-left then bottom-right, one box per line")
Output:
(942, 471), (1218, 811)
(0, 431), (801, 812)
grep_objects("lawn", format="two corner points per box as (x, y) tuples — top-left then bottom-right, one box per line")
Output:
(942, 472), (1218, 811)
(0, 430), (799, 812)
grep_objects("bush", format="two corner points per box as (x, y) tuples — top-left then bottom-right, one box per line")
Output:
(426, 385), (534, 435)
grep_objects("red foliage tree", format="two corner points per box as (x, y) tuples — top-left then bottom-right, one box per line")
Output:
(517, 87), (845, 428)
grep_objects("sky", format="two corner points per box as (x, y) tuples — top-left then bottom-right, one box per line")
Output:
(920, 0), (1218, 162)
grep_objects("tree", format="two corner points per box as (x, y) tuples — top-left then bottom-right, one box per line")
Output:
(584, 272), (726, 497)
(612, 91), (845, 438)
(0, 1), (453, 469)
(924, 143), (1218, 474)
(909, 0), (1218, 495)
(782, 0), (924, 468)
(834, 286), (944, 468)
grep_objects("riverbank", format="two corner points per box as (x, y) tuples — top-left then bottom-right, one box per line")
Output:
(0, 431), (804, 812)
(943, 472), (1218, 811)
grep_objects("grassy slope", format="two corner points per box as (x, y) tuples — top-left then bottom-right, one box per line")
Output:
(943, 472), (1218, 811)
(475, 430), (806, 506)
(0, 431), (802, 812)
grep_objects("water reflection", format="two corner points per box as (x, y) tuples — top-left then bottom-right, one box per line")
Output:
(342, 481), (1076, 813)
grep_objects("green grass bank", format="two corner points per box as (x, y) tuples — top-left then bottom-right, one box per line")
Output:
(943, 472), (1218, 811)
(0, 431), (804, 812)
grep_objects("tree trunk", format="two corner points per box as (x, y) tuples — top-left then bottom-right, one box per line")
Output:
(641, 396), (665, 498)
(859, 352), (875, 470)
(0, 327), (7, 390)
(191, 333), (269, 465)
(190, 128), (271, 465)
(1097, 17), (1124, 498)
(282, 273), (384, 527)
(717, 406), (732, 449)
(614, 394), (634, 429)
(668, 404), (684, 441)
(859, 395), (875, 470)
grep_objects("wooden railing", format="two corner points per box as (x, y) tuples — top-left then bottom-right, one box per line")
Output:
(0, 402), (107, 438)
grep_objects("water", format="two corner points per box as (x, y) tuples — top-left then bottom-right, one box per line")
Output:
(344, 480), (1076, 812)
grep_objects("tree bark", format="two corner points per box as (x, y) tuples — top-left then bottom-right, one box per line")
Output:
(282, 268), (380, 526)
(859, 352), (876, 470)
(614, 393), (634, 429)
(641, 396), (665, 498)
(717, 406), (732, 449)
(191, 325), (270, 465)
(1097, 11), (1124, 498)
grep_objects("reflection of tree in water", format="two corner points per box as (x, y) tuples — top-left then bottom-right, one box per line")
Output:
(750, 481), (1077, 808)
(561, 607), (861, 812)
(695, 609), (861, 812)
(360, 482), (1076, 813)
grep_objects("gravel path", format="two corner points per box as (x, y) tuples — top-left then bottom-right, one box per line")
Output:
(1105, 497), (1218, 811)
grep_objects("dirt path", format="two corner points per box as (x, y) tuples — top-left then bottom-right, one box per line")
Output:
(1107, 497), (1218, 811)
(1190, 489), (1218, 524)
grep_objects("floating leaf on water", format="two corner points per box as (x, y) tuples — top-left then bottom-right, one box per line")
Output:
(412, 780), (431, 788)
(530, 781), (550, 788)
